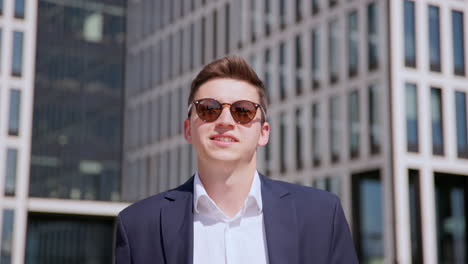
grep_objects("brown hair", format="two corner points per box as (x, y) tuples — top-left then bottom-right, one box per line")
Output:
(188, 56), (268, 119)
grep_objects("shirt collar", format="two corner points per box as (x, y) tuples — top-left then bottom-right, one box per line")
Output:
(193, 171), (263, 219)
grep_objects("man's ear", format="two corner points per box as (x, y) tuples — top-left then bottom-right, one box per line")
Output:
(257, 121), (270, 146)
(184, 119), (192, 143)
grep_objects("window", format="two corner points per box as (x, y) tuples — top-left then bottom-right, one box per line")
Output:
(201, 17), (206, 65)
(406, 83), (419, 152)
(435, 172), (468, 264)
(404, 0), (416, 68)
(431, 87), (444, 155)
(314, 177), (340, 196)
(264, 48), (272, 102)
(349, 91), (360, 159)
(367, 2), (378, 70)
(264, 136), (271, 176)
(190, 23), (195, 69)
(280, 112), (287, 173)
(12, 31), (23, 77)
(264, 0), (271, 36)
(0, 0), (3, 15)
(213, 10), (218, 58)
(250, 0), (257, 42)
(329, 19), (339, 84)
(14, 0), (25, 18)
(295, 0), (302, 23)
(330, 96), (340, 163)
(352, 170), (384, 263)
(455, 91), (468, 158)
(5, 149), (18, 196)
(225, 3), (230, 53)
(408, 169), (423, 264)
(1, 210), (14, 263)
(429, 6), (441, 72)
(8, 89), (21, 136)
(237, 0), (244, 49)
(329, 0), (338, 8)
(279, 0), (287, 30)
(312, 0), (319, 15)
(295, 108), (303, 170)
(369, 84), (381, 154)
(348, 11), (359, 77)
(311, 104), (321, 166)
(279, 42), (287, 100)
(295, 34), (303, 95)
(311, 29), (321, 89)
(452, 10), (465, 76)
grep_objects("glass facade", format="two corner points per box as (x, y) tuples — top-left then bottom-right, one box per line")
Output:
(452, 11), (465, 76)
(1, 210), (14, 264)
(429, 5), (441, 72)
(406, 83), (419, 152)
(455, 91), (468, 158)
(25, 214), (114, 264)
(404, 0), (416, 68)
(431, 87), (444, 155)
(30, 0), (126, 201)
(352, 170), (384, 264)
(435, 172), (468, 264)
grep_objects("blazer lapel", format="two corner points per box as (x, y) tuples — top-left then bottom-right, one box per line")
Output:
(260, 175), (299, 264)
(161, 178), (194, 264)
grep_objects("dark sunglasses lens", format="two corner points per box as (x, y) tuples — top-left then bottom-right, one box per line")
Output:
(231, 101), (257, 124)
(196, 99), (222, 122)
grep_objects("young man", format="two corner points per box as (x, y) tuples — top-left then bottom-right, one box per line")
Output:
(115, 56), (358, 264)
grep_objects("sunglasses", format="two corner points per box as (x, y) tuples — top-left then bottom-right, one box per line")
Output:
(188, 98), (266, 124)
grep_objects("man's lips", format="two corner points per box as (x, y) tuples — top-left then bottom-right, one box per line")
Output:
(209, 134), (239, 142)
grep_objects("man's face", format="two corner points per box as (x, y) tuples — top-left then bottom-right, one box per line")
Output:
(184, 78), (270, 165)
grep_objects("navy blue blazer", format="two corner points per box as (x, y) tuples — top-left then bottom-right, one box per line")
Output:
(115, 174), (359, 264)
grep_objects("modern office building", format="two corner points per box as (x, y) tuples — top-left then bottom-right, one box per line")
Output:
(0, 0), (127, 263)
(124, 0), (468, 263)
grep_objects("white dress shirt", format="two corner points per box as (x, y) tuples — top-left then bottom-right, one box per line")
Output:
(193, 171), (269, 264)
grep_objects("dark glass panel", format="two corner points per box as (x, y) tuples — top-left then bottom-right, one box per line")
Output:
(404, 0), (416, 68)
(12, 31), (23, 77)
(8, 89), (21, 136)
(429, 6), (441, 72)
(431, 87), (444, 155)
(14, 0), (25, 18)
(329, 19), (339, 84)
(312, 103), (321, 166)
(455, 92), (468, 158)
(1, 210), (14, 263)
(369, 84), (381, 154)
(295, 108), (303, 170)
(280, 112), (286, 173)
(452, 11), (465, 76)
(435, 172), (468, 264)
(5, 149), (18, 196)
(409, 169), (423, 264)
(295, 34), (303, 95)
(279, 42), (287, 100)
(349, 91), (360, 159)
(311, 29), (320, 89)
(348, 11), (359, 77)
(352, 170), (384, 263)
(406, 83), (419, 152)
(25, 214), (114, 264)
(367, 3), (378, 70)
(30, 0), (125, 201)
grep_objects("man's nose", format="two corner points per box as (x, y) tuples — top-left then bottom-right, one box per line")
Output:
(215, 106), (235, 126)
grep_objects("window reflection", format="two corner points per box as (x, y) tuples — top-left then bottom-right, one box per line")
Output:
(452, 11), (465, 76)
(295, 108), (303, 170)
(5, 149), (18, 196)
(311, 28), (321, 89)
(435, 172), (468, 264)
(295, 34), (303, 95)
(352, 170), (384, 264)
(329, 19), (339, 84)
(404, 0), (416, 68)
(348, 11), (359, 77)
(429, 6), (441, 72)
(455, 92), (468, 158)
(312, 103), (321, 166)
(12, 31), (23, 77)
(349, 91), (360, 159)
(330, 96), (340, 163)
(431, 87), (444, 155)
(406, 83), (419, 152)
(8, 89), (21, 136)
(409, 169), (423, 264)
(1, 210), (14, 263)
(367, 3), (378, 70)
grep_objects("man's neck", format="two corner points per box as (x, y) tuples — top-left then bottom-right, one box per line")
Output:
(197, 159), (257, 218)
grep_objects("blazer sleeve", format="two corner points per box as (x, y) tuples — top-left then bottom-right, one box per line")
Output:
(329, 199), (359, 264)
(115, 214), (132, 264)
